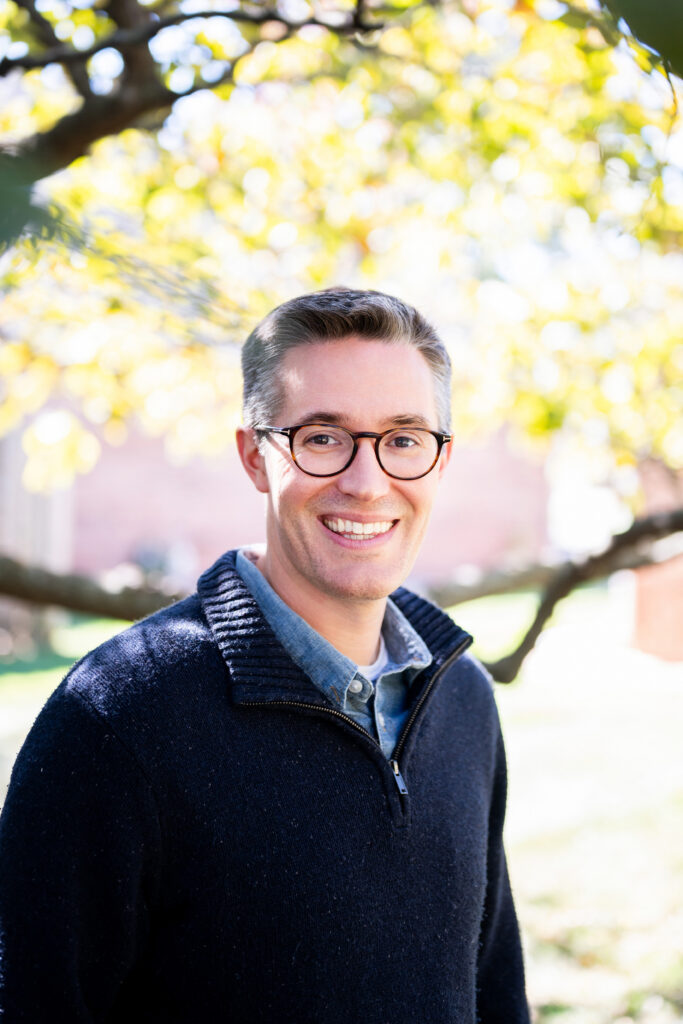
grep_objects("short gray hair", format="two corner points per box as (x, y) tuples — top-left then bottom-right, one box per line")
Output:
(241, 287), (451, 431)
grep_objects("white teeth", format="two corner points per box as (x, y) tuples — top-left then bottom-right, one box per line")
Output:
(323, 517), (394, 538)
(363, 522), (383, 535)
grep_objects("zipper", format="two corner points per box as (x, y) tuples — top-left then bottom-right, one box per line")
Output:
(390, 759), (408, 794)
(241, 699), (374, 743)
(241, 698), (413, 794)
(240, 634), (471, 798)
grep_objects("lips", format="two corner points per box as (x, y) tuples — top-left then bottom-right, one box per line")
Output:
(322, 517), (396, 540)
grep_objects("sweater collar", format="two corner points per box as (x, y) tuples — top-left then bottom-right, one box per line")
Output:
(197, 549), (472, 705)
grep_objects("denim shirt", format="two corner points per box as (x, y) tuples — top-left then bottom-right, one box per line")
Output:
(235, 549), (432, 758)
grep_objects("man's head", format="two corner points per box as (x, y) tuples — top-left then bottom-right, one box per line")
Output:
(241, 288), (452, 433)
(237, 289), (453, 614)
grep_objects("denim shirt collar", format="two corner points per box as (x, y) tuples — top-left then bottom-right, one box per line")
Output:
(197, 549), (472, 708)
(235, 548), (432, 711)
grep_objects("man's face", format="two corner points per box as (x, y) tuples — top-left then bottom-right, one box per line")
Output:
(239, 337), (451, 606)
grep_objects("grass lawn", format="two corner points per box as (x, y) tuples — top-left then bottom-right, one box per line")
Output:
(1, 586), (682, 1022)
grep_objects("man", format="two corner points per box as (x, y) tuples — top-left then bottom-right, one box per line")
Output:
(0, 288), (529, 1022)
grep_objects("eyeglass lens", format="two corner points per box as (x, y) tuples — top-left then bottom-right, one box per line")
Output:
(292, 425), (439, 479)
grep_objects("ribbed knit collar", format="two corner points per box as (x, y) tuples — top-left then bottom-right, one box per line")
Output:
(197, 549), (472, 705)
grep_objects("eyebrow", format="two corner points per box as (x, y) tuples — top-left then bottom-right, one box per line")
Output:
(298, 412), (434, 429)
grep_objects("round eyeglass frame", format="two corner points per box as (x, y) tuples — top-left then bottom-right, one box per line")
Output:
(255, 422), (452, 481)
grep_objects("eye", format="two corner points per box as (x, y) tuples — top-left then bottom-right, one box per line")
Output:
(298, 426), (347, 448)
(307, 433), (338, 447)
(384, 430), (426, 449)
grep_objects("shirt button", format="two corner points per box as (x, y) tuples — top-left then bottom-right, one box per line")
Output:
(348, 679), (363, 694)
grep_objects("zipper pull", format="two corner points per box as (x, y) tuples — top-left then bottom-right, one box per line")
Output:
(390, 759), (408, 795)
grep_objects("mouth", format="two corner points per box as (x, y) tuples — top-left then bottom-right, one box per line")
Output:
(321, 517), (397, 541)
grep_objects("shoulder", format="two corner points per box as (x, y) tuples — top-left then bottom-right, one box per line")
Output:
(432, 651), (506, 794)
(449, 649), (501, 733)
(392, 583), (499, 712)
(436, 646), (498, 720)
(3, 596), (226, 810)
(456, 649), (496, 693)
(61, 594), (220, 725)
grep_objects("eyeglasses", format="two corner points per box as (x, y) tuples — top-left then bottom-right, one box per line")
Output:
(256, 422), (451, 480)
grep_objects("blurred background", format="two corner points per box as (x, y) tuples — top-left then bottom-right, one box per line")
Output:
(1, 0), (682, 1018)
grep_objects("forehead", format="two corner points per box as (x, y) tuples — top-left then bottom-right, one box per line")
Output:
(276, 337), (439, 427)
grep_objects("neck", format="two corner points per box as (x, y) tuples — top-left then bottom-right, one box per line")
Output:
(252, 551), (385, 665)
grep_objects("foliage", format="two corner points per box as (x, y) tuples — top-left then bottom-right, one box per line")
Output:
(0, 0), (682, 501)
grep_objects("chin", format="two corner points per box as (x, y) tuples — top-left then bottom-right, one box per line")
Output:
(317, 567), (405, 602)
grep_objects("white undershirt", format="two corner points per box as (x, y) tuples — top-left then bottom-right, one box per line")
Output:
(357, 635), (389, 682)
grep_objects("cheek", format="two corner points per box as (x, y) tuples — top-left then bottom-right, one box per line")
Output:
(269, 468), (320, 522)
(402, 481), (439, 522)
(265, 454), (300, 504)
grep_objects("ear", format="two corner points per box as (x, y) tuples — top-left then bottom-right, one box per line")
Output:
(437, 437), (453, 480)
(236, 426), (270, 494)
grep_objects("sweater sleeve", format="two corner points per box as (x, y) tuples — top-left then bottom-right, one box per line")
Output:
(475, 725), (530, 1023)
(0, 684), (162, 1022)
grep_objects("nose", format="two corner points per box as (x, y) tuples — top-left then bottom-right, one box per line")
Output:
(335, 437), (391, 502)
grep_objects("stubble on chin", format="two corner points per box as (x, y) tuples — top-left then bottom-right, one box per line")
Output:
(305, 556), (407, 603)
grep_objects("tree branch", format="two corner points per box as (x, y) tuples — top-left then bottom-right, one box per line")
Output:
(0, 555), (183, 620)
(483, 507), (683, 684)
(0, 1), (386, 189)
(13, 0), (93, 96)
(0, 6), (384, 76)
(0, 79), (176, 187)
(100, 0), (160, 84)
(427, 544), (675, 608)
(353, 0), (368, 31)
(0, 0), (434, 195)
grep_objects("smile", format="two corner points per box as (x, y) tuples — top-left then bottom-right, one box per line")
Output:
(322, 517), (396, 540)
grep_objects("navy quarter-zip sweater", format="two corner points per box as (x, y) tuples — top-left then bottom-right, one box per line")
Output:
(0, 551), (529, 1023)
